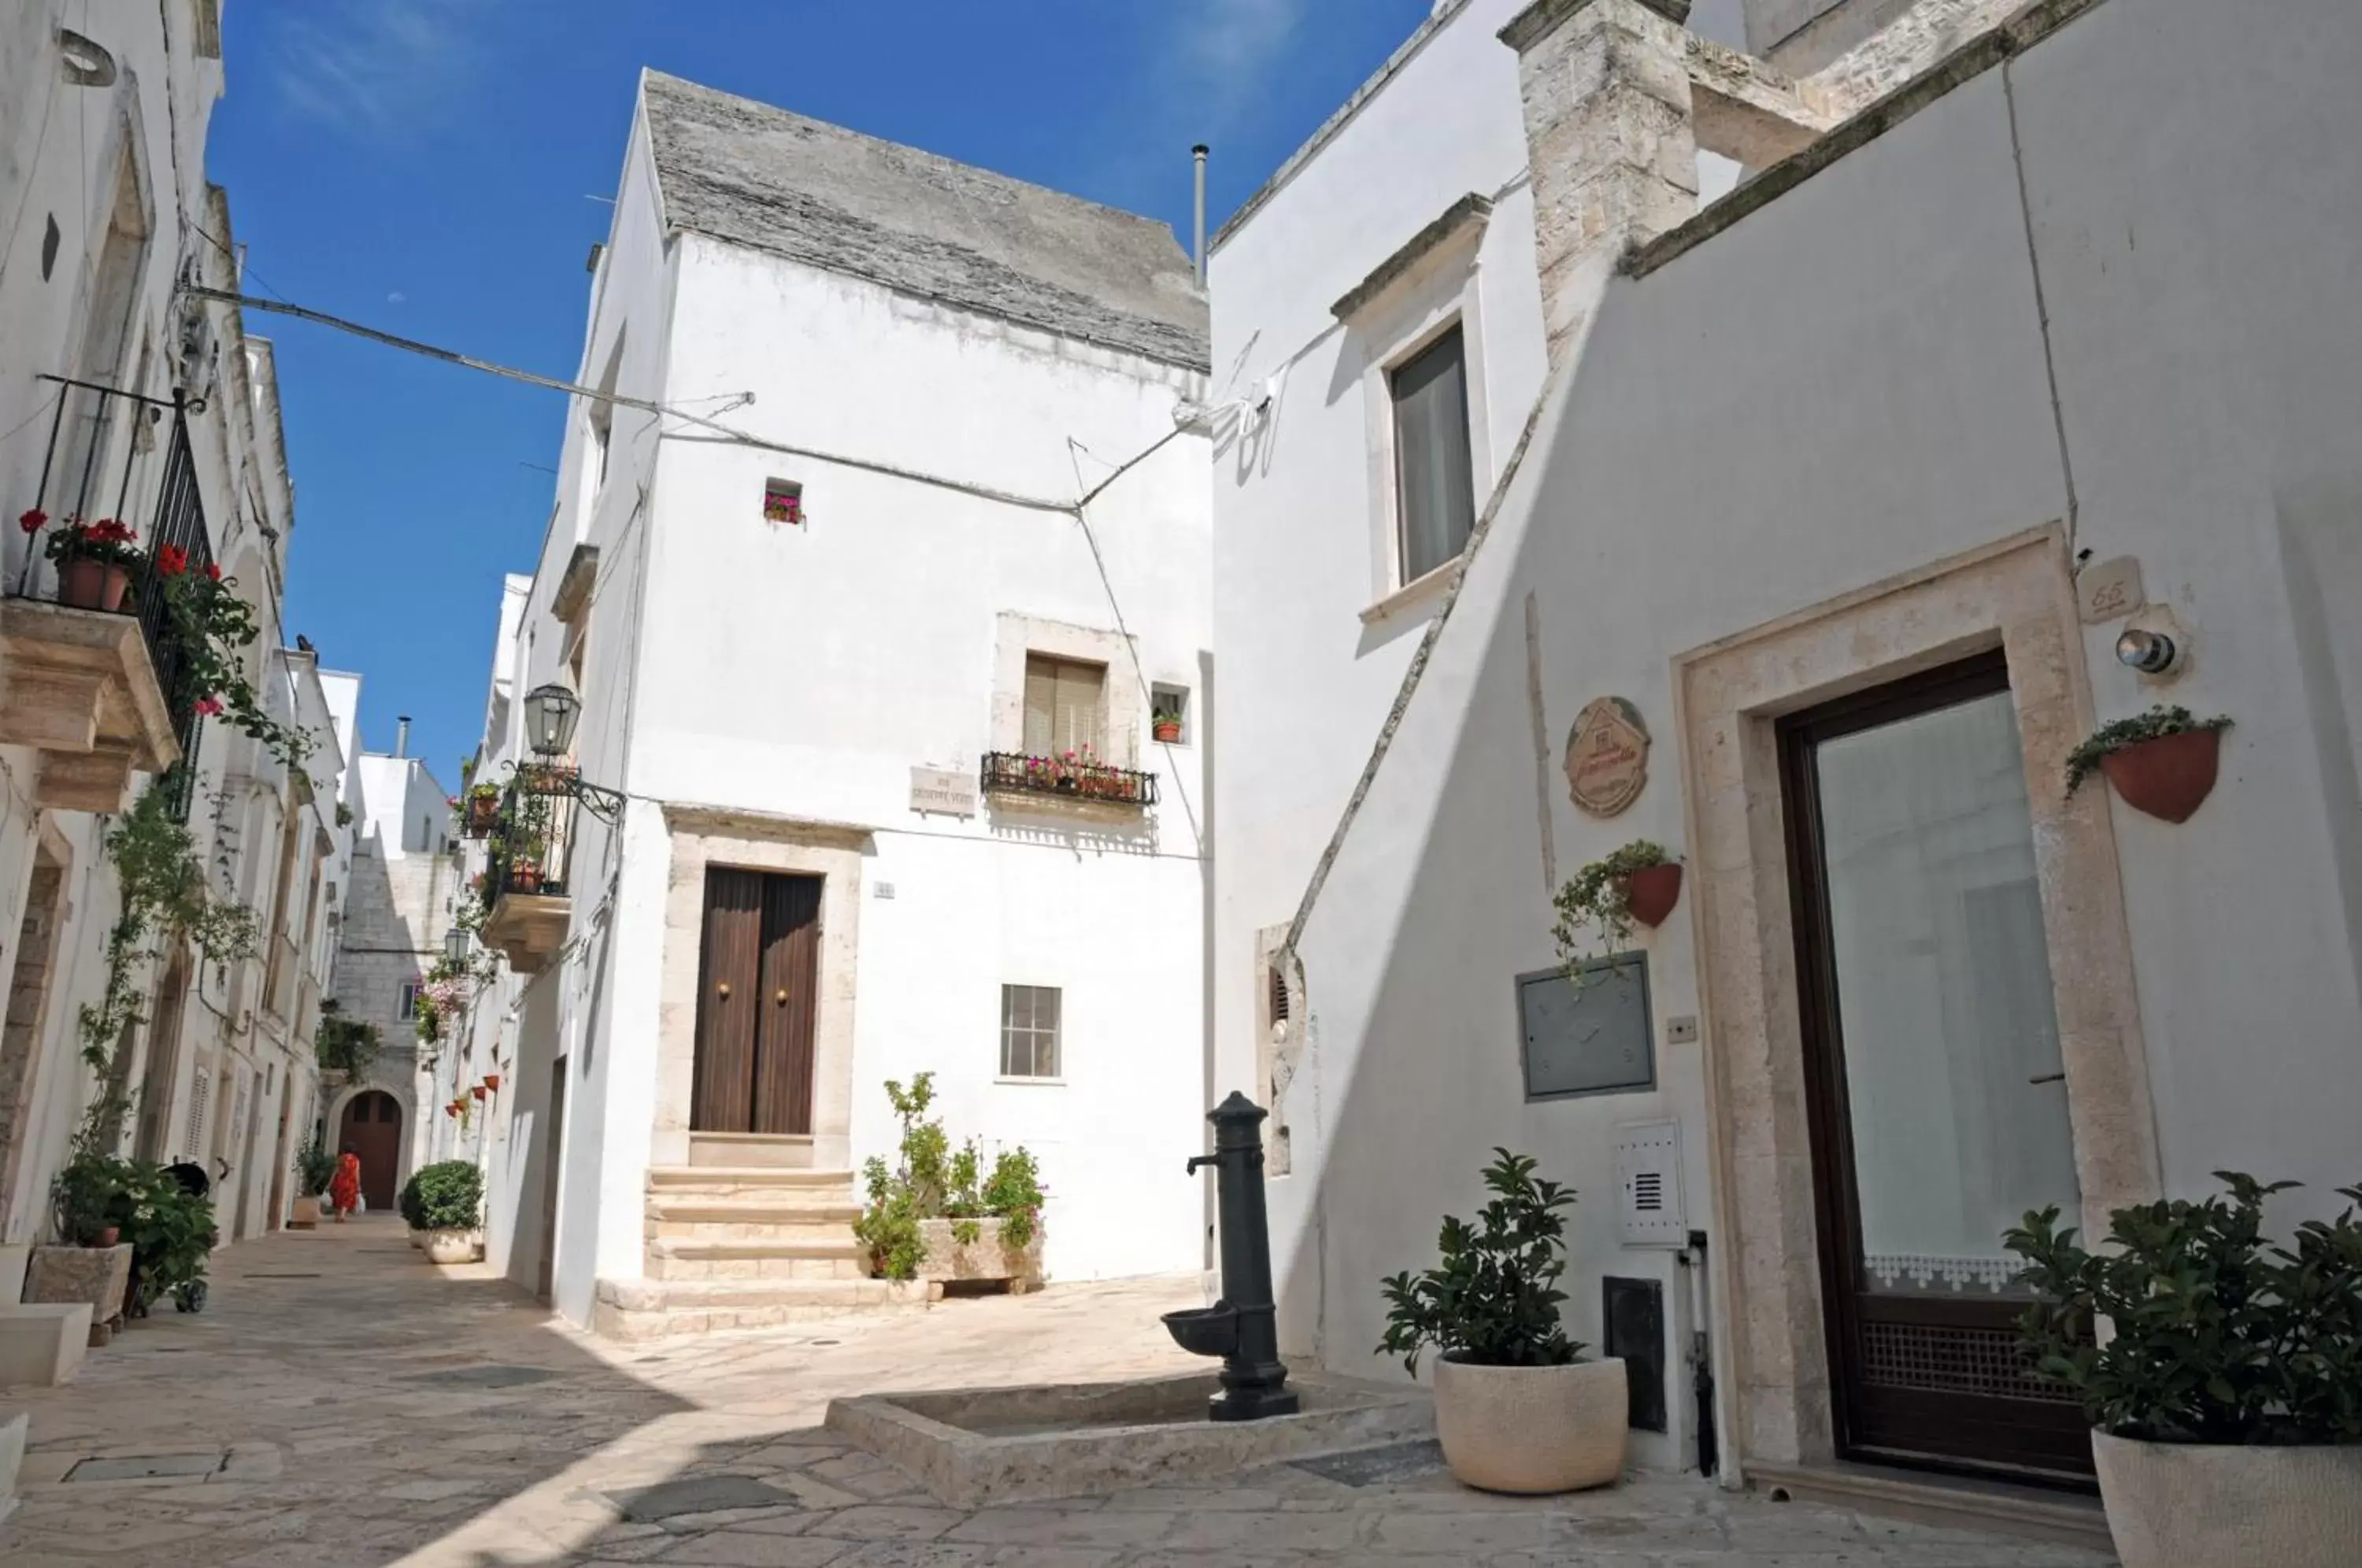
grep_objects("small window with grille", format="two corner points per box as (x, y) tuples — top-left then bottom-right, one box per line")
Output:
(1000, 984), (1062, 1080)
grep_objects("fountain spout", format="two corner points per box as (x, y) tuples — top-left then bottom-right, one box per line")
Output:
(1162, 1091), (1301, 1421)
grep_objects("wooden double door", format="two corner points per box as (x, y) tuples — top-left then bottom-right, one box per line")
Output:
(339, 1090), (403, 1211)
(1779, 652), (2094, 1486)
(691, 869), (822, 1135)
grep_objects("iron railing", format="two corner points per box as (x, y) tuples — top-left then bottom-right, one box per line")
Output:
(482, 762), (583, 908)
(12, 377), (213, 815)
(979, 750), (1158, 808)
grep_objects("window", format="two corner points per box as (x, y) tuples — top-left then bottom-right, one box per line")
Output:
(1390, 324), (1476, 586)
(764, 476), (804, 527)
(1023, 656), (1104, 758)
(398, 982), (419, 1022)
(1150, 682), (1191, 745)
(1000, 985), (1061, 1079)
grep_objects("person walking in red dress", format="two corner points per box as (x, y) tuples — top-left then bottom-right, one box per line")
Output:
(329, 1146), (362, 1222)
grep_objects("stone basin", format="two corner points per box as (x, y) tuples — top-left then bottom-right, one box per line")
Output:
(825, 1370), (1433, 1507)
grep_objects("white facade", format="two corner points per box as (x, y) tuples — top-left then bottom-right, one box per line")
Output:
(0, 2), (350, 1263)
(1208, 0), (2362, 1504)
(460, 74), (1215, 1330)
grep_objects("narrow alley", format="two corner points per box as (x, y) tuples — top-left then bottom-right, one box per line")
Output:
(0, 1223), (2112, 1566)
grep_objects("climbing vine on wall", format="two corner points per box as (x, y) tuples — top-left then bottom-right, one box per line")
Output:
(72, 772), (261, 1150)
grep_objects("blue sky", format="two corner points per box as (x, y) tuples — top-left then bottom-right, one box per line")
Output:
(207, 0), (1433, 782)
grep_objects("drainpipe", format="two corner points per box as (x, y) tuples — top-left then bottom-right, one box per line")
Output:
(1192, 145), (1209, 289)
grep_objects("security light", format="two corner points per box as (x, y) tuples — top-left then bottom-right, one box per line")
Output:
(2115, 628), (2179, 675)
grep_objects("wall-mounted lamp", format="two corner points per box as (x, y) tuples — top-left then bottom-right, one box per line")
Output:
(2116, 627), (2181, 675)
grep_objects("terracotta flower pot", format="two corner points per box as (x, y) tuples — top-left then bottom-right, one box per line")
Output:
(57, 557), (129, 612)
(1432, 1355), (1627, 1494)
(2098, 727), (2221, 823)
(1153, 721), (1183, 743)
(88, 1225), (120, 1248)
(510, 867), (541, 893)
(465, 796), (500, 837)
(1617, 864), (1684, 929)
(2091, 1429), (2362, 1568)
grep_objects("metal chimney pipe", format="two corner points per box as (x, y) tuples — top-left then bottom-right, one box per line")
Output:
(1192, 144), (1209, 289)
(394, 715), (410, 757)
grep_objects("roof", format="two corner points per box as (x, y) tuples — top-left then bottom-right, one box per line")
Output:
(639, 72), (1209, 372)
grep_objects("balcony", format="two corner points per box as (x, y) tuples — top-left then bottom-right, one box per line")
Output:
(478, 762), (581, 974)
(0, 379), (209, 812)
(979, 750), (1158, 810)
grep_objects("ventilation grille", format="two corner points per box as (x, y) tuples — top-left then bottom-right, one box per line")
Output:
(1859, 1322), (2079, 1403)
(1613, 1120), (1685, 1247)
(1268, 965), (1290, 1026)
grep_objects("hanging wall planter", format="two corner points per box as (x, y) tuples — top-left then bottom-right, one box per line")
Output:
(1620, 864), (1684, 929)
(1553, 841), (1679, 983)
(2066, 706), (2231, 824)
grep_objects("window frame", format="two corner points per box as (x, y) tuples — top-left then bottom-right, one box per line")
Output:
(998, 982), (1064, 1082)
(1387, 322), (1478, 590)
(397, 981), (419, 1023)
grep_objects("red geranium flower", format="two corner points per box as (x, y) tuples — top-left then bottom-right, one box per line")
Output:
(205, 562), (221, 582)
(157, 544), (189, 576)
(17, 508), (45, 534)
(194, 696), (224, 717)
(87, 519), (135, 545)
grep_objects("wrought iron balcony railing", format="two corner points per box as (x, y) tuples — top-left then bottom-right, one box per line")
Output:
(979, 750), (1158, 808)
(4, 377), (213, 815)
(482, 761), (584, 908)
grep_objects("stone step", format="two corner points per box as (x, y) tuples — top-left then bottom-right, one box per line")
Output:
(590, 1276), (929, 1342)
(646, 1237), (869, 1282)
(645, 1197), (864, 1230)
(0, 1304), (91, 1388)
(647, 1167), (857, 1198)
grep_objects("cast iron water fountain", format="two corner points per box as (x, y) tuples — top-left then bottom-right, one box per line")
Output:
(1162, 1092), (1300, 1420)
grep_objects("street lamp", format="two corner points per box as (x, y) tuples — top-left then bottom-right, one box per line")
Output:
(443, 927), (471, 968)
(522, 682), (581, 758)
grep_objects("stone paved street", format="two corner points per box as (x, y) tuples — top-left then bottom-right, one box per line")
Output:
(0, 1221), (2116, 1566)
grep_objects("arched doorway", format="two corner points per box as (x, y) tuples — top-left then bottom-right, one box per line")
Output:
(338, 1091), (403, 1212)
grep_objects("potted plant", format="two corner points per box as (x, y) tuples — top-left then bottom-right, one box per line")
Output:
(1553, 841), (1681, 981)
(2005, 1174), (2362, 1568)
(406, 1159), (484, 1263)
(110, 1161), (215, 1315)
(2065, 704), (2231, 823)
(1152, 706), (1183, 744)
(509, 856), (542, 894)
(291, 1133), (336, 1228)
(461, 783), (502, 838)
(854, 1074), (1047, 1291)
(1379, 1149), (1627, 1493)
(50, 1150), (125, 1247)
(42, 516), (143, 611)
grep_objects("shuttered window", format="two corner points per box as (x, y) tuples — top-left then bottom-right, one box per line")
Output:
(1023, 656), (1105, 758)
(1391, 324), (1476, 585)
(1001, 985), (1061, 1079)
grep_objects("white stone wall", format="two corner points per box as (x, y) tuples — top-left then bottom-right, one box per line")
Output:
(1223, 0), (2362, 1478)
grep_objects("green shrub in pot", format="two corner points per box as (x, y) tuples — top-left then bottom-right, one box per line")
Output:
(409, 1160), (483, 1233)
(1377, 1149), (1627, 1493)
(2005, 1173), (2362, 1568)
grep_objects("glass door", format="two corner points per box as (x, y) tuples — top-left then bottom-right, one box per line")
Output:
(1779, 651), (2093, 1484)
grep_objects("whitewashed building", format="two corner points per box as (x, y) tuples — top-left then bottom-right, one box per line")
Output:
(459, 72), (1213, 1337)
(1207, 0), (2362, 1535)
(0, 2), (351, 1310)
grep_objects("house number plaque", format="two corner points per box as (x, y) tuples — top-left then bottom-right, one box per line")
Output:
(1565, 697), (1649, 818)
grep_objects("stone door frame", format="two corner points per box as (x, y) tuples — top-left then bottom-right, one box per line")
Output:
(654, 806), (865, 1172)
(1671, 522), (2161, 1472)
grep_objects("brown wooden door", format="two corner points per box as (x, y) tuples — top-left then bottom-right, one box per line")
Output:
(339, 1090), (402, 1211)
(1779, 652), (2094, 1487)
(691, 869), (821, 1134)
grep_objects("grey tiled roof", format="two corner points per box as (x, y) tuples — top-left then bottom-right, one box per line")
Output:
(640, 72), (1209, 372)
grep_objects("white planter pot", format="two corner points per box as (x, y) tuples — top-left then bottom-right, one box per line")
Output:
(422, 1230), (476, 1266)
(1431, 1354), (1627, 1494)
(2092, 1429), (2362, 1568)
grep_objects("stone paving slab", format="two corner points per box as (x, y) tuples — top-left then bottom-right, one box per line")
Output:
(0, 1218), (2116, 1566)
